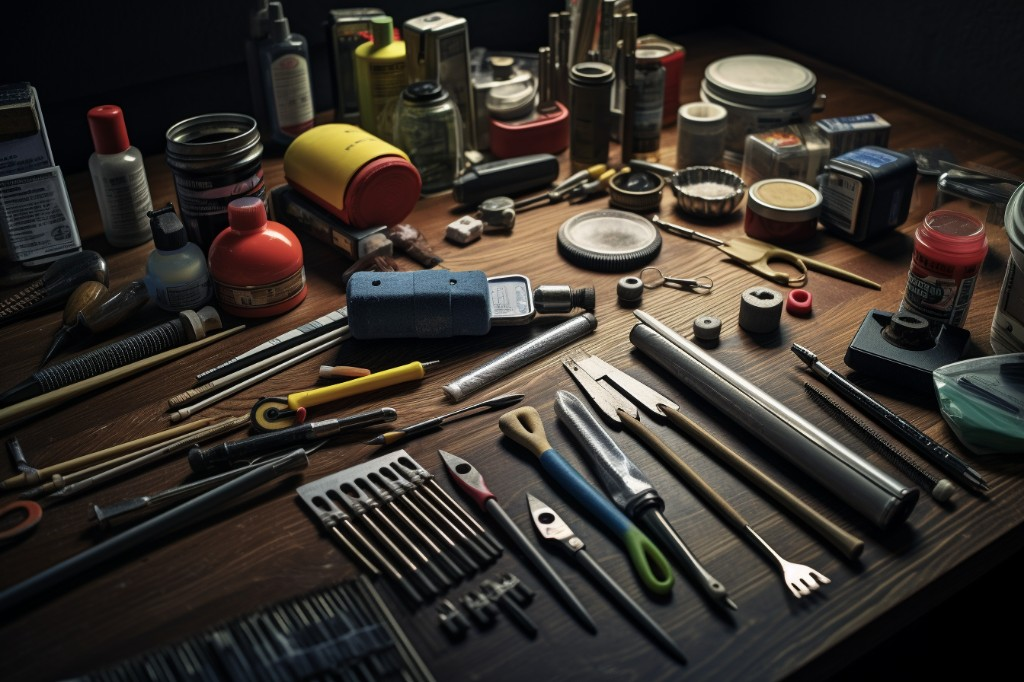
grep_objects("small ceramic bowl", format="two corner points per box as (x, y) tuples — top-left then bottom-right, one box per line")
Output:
(671, 166), (746, 218)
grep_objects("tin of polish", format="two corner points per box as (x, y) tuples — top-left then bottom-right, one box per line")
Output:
(744, 178), (822, 244)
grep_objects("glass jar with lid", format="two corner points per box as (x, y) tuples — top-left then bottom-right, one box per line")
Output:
(393, 81), (464, 195)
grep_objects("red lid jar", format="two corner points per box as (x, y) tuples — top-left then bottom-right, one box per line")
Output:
(744, 178), (822, 244)
(208, 197), (307, 318)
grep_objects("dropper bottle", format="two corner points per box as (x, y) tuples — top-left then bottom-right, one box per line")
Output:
(145, 203), (213, 312)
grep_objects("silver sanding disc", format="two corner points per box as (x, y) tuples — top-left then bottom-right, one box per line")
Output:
(557, 209), (662, 272)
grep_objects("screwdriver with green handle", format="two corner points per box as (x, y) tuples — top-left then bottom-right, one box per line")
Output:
(498, 406), (675, 597)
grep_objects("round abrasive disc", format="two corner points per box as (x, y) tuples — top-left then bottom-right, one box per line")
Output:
(557, 209), (662, 272)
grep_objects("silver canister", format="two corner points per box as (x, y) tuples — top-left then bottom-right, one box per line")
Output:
(569, 62), (615, 171)
(165, 113), (265, 251)
(993, 182), (1024, 353)
(393, 81), (464, 195)
(700, 54), (819, 158)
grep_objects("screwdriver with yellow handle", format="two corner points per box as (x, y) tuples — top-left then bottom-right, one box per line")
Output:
(512, 163), (608, 210)
(249, 360), (438, 432)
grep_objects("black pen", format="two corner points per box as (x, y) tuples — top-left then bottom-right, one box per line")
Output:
(791, 343), (989, 492)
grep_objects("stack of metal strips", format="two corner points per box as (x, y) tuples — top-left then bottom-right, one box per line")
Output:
(67, 575), (435, 682)
(296, 450), (503, 606)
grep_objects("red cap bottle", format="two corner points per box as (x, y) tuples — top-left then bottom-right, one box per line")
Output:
(208, 197), (307, 318)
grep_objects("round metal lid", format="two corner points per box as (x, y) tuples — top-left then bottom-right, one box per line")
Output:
(557, 209), (662, 272)
(703, 54), (816, 107)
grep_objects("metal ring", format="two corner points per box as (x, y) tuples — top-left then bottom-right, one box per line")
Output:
(639, 267), (666, 289)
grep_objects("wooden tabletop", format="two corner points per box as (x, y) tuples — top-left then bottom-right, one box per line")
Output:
(2, 27), (1022, 681)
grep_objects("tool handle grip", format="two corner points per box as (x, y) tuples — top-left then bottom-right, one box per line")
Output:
(538, 449), (674, 596)
(498, 406), (553, 455)
(288, 361), (426, 410)
(660, 407), (865, 560)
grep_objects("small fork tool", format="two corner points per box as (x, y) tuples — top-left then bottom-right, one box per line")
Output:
(528, 493), (687, 662)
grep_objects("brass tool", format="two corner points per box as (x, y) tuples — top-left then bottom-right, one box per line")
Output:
(0, 250), (107, 327)
(1, 307), (224, 407)
(564, 348), (865, 561)
(651, 214), (881, 289)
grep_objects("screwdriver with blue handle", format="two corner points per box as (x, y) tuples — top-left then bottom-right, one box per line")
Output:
(498, 406), (675, 597)
(439, 449), (597, 633)
(554, 390), (737, 612)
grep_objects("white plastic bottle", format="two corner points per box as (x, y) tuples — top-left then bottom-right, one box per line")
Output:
(87, 104), (154, 247)
(144, 203), (213, 312)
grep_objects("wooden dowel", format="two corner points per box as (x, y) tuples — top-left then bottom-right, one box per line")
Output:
(1, 418), (217, 490)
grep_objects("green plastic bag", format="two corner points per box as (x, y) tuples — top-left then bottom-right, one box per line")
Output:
(933, 353), (1024, 456)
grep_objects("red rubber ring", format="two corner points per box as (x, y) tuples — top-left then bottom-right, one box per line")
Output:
(0, 500), (43, 541)
(786, 288), (813, 316)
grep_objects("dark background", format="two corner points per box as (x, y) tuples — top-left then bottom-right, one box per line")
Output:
(2, 0), (1022, 177)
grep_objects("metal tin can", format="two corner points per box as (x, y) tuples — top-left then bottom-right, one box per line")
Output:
(569, 62), (615, 171)
(700, 54), (818, 158)
(165, 113), (265, 251)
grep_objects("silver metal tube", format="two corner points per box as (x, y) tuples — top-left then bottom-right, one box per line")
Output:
(442, 313), (597, 403)
(629, 313), (919, 529)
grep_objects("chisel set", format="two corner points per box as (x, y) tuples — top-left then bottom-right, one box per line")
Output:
(296, 450), (503, 607)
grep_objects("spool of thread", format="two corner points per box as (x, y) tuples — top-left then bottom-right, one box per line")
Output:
(208, 197), (307, 318)
(739, 286), (784, 333)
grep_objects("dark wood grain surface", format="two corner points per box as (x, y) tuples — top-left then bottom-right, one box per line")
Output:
(2, 27), (1022, 682)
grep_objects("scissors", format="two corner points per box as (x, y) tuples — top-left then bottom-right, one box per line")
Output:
(651, 215), (881, 289)
(0, 500), (43, 543)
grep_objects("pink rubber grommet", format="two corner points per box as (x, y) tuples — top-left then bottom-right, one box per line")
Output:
(786, 288), (812, 316)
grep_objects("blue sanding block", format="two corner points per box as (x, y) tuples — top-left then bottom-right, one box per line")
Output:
(347, 270), (492, 339)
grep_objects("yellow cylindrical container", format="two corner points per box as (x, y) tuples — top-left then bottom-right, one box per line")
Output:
(354, 16), (407, 143)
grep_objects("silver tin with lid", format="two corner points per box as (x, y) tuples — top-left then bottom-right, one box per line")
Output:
(700, 54), (819, 157)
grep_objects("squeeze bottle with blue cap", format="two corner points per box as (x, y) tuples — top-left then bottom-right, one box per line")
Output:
(145, 203), (213, 312)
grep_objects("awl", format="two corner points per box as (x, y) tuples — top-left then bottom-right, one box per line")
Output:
(528, 493), (687, 663)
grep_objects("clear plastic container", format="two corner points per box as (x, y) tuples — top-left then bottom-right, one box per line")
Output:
(740, 122), (830, 187)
